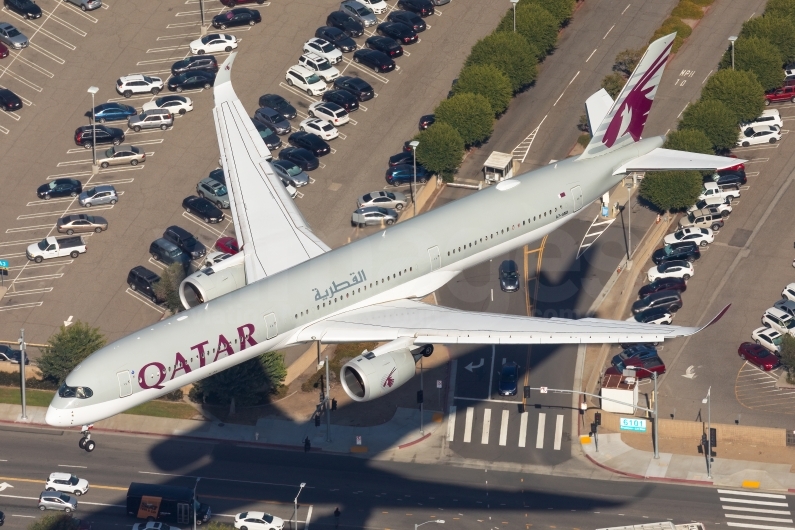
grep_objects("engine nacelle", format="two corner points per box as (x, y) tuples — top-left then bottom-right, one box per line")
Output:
(179, 252), (246, 309)
(340, 338), (433, 402)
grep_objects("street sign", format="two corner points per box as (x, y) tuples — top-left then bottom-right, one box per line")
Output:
(436, 380), (442, 389)
(619, 417), (647, 432)
(355, 436), (361, 445)
(540, 387), (548, 393)
(0, 259), (8, 270)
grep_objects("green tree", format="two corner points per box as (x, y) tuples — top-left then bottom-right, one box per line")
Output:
(701, 69), (765, 124)
(523, 0), (574, 26)
(678, 99), (738, 153)
(153, 263), (186, 314)
(29, 514), (80, 530)
(601, 72), (626, 99)
(664, 129), (713, 155)
(497, 3), (558, 59)
(638, 170), (703, 212)
(37, 321), (106, 384)
(766, 0), (795, 23)
(453, 64), (512, 116)
(415, 122), (465, 182)
(613, 47), (644, 77)
(466, 31), (538, 92)
(740, 15), (795, 64)
(435, 93), (493, 146)
(780, 334), (795, 384)
(671, 0), (703, 19)
(193, 351), (286, 414)
(719, 37), (783, 91)
(650, 18), (692, 53)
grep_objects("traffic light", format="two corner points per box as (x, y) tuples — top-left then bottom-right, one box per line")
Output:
(417, 390), (424, 404)
(710, 427), (717, 448)
(594, 412), (601, 426)
(331, 398), (337, 411)
(523, 386), (531, 399)
(314, 414), (321, 427)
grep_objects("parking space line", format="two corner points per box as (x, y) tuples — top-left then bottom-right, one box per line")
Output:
(47, 170), (92, 179)
(46, 166), (141, 180)
(167, 21), (201, 28)
(14, 53), (54, 77)
(340, 58), (389, 83)
(146, 45), (190, 53)
(745, 158), (769, 163)
(278, 82), (318, 105)
(147, 258), (165, 270)
(0, 85), (33, 106)
(136, 57), (185, 66)
(0, 238), (42, 247)
(58, 2), (99, 22)
(6, 224), (52, 233)
(28, 42), (66, 63)
(106, 93), (163, 103)
(8, 260), (74, 272)
(39, 10), (89, 35)
(156, 32), (201, 41)
(12, 273), (64, 283)
(175, 7), (225, 16)
(125, 288), (165, 312)
(3, 287), (53, 297)
(26, 197), (74, 206)
(180, 212), (226, 238)
(0, 124), (8, 134)
(21, 22), (76, 50)
(18, 206), (113, 220)
(0, 65), (42, 92)
(0, 302), (43, 312)
(1, 109), (20, 121)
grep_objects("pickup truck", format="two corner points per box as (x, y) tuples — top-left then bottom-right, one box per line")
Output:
(26, 236), (86, 263)
(687, 196), (732, 217)
(698, 181), (739, 202)
(605, 355), (666, 379)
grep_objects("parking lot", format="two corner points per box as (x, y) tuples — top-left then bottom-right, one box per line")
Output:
(0, 0), (504, 345)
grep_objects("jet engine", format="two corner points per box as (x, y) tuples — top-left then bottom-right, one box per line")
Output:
(340, 337), (433, 402)
(179, 252), (246, 309)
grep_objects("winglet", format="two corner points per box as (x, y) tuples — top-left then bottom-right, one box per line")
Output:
(214, 51), (236, 88)
(698, 303), (731, 332)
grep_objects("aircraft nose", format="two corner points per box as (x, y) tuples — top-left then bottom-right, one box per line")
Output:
(45, 405), (67, 427)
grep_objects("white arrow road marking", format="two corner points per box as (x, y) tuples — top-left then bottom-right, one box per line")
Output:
(682, 365), (696, 379)
(465, 359), (484, 372)
(0, 483), (13, 491)
(64, 315), (73, 327)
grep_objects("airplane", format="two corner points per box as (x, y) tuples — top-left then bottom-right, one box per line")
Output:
(47, 32), (738, 452)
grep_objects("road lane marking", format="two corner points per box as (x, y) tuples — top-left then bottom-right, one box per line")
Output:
(58, 465), (87, 468)
(535, 412), (545, 449)
(498, 409), (509, 446)
(721, 507), (792, 515)
(585, 48), (596, 62)
(553, 71), (579, 106)
(718, 491), (787, 498)
(446, 405), (456, 442)
(720, 499), (789, 507)
(518, 411), (527, 447)
(621, 3), (631, 14)
(480, 408), (491, 444)
(463, 407), (473, 443)
(553, 414), (563, 450)
(137, 471), (314, 489)
(603, 24), (614, 39)
(305, 505), (313, 530)
(727, 516), (793, 523)
(726, 524), (795, 530)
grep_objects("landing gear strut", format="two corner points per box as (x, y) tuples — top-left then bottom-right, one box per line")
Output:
(78, 425), (95, 452)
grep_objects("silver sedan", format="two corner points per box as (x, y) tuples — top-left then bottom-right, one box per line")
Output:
(0, 22), (28, 49)
(351, 206), (397, 227)
(356, 190), (407, 211)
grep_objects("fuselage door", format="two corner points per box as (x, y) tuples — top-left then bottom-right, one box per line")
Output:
(117, 370), (132, 398)
(264, 312), (278, 339)
(571, 185), (583, 211)
(428, 246), (441, 271)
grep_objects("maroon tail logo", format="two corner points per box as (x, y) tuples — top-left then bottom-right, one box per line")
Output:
(602, 40), (673, 148)
(382, 367), (397, 388)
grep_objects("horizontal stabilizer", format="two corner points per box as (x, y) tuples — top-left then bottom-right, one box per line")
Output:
(614, 147), (746, 174)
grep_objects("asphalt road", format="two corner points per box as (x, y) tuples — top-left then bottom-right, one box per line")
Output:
(0, 424), (785, 530)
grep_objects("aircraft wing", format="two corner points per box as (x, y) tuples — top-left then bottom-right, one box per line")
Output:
(296, 299), (730, 345)
(212, 53), (329, 284)
(614, 147), (746, 174)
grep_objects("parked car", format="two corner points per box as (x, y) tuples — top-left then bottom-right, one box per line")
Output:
(220, 0), (264, 5)
(63, 0), (101, 9)
(215, 237), (239, 254)
(254, 106), (291, 134)
(128, 108), (173, 132)
(764, 85), (795, 105)
(38, 492), (77, 513)
(288, 131), (331, 157)
(358, 0), (387, 14)
(314, 26), (357, 53)
(197, 177), (229, 208)
(37, 178), (82, 200)
(97, 145), (145, 168)
(699, 181), (739, 202)
(203, 251), (232, 269)
(0, 344), (27, 364)
(741, 109), (782, 130)
(74, 125), (124, 149)
(322, 89), (359, 112)
(339, 0), (378, 28)
(762, 307), (795, 337)
(5, 0), (41, 19)
(278, 147), (319, 171)
(0, 22), (28, 49)
(251, 120), (283, 151)
(0, 42), (9, 58)
(171, 55), (218, 75)
(737, 125), (781, 146)
(78, 185), (118, 207)
(419, 114), (435, 130)
(308, 101), (349, 125)
(272, 159), (309, 188)
(647, 260), (693, 282)
(498, 361), (519, 395)
(631, 289), (683, 314)
(687, 196), (732, 217)
(706, 169), (746, 188)
(212, 7), (260, 29)
(626, 306), (673, 325)
(299, 53), (340, 83)
(376, 22), (418, 44)
(57, 214), (107, 235)
(285, 65), (327, 96)
(364, 35), (403, 58)
(116, 74), (163, 98)
(168, 70), (215, 92)
(299, 117), (339, 140)
(638, 277), (686, 298)
(134, 523), (181, 530)
(738, 342), (780, 371)
(182, 196), (225, 223)
(334, 76), (374, 101)
(0, 88), (22, 111)
(678, 208), (724, 231)
(149, 238), (190, 270)
(91, 102), (136, 123)
(351, 206), (397, 227)
(142, 95), (193, 115)
(663, 227), (714, 247)
(651, 242), (700, 265)
(45, 473), (89, 496)
(326, 11), (364, 37)
(387, 9), (426, 31)
(498, 260), (520, 292)
(357, 190), (407, 210)
(783, 282), (795, 302)
(190, 33), (237, 55)
(606, 356), (665, 379)
(774, 299), (795, 320)
(234, 512), (285, 530)
(611, 344), (658, 366)
(353, 49), (395, 73)
(397, 0), (434, 16)
(388, 151), (413, 166)
(751, 326), (783, 354)
(386, 164), (430, 185)
(164, 225), (206, 259)
(258, 94), (296, 120)
(303, 37), (342, 64)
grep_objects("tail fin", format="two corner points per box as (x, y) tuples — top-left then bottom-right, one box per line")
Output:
(580, 32), (675, 159)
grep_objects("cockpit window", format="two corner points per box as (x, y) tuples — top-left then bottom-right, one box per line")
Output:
(58, 383), (93, 399)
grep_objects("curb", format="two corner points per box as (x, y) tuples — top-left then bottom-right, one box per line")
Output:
(584, 453), (713, 485)
(398, 432), (431, 449)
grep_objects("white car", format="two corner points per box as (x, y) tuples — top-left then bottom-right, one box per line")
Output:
(132, 523), (181, 530)
(298, 53), (340, 83)
(142, 95), (193, 115)
(303, 38), (342, 64)
(699, 181), (739, 202)
(190, 33), (237, 55)
(116, 74), (163, 98)
(45, 473), (89, 496)
(647, 260), (693, 282)
(782, 283), (795, 302)
(737, 125), (781, 147)
(751, 326), (783, 354)
(358, 0), (388, 13)
(762, 307), (795, 336)
(663, 227), (714, 247)
(299, 117), (339, 140)
(687, 196), (732, 217)
(742, 109), (782, 131)
(235, 512), (285, 530)
(308, 101), (349, 126)
(203, 251), (232, 269)
(285, 65), (327, 96)
(626, 311), (673, 325)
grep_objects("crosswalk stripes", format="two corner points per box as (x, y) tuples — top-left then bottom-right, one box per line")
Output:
(463, 407), (474, 443)
(481, 409), (491, 444)
(536, 412), (546, 449)
(718, 489), (793, 530)
(554, 414), (564, 450)
(448, 405), (564, 450)
(499, 410), (509, 446)
(518, 412), (528, 448)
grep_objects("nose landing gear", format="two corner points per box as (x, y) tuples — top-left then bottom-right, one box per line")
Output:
(78, 425), (95, 452)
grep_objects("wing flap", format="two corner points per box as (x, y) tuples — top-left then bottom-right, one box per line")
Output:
(614, 147), (746, 174)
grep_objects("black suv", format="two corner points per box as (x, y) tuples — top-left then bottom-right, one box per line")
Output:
(322, 89), (359, 112)
(171, 55), (218, 75)
(127, 266), (162, 303)
(212, 7), (261, 29)
(326, 11), (363, 37)
(498, 260), (519, 292)
(288, 131), (330, 157)
(149, 238), (191, 270)
(164, 225), (207, 259)
(631, 290), (683, 314)
(652, 241), (700, 265)
(706, 169), (746, 189)
(333, 76), (374, 101)
(4, 0), (41, 19)
(258, 94), (297, 119)
(73, 125), (124, 149)
(182, 196), (225, 223)
(314, 26), (357, 52)
(387, 9), (426, 31)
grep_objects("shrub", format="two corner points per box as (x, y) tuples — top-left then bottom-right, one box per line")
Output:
(466, 32), (538, 92)
(601, 72), (626, 99)
(153, 263), (186, 314)
(781, 334), (795, 384)
(651, 17), (692, 52)
(435, 93), (494, 146)
(664, 129), (713, 155)
(453, 64), (512, 116)
(639, 170), (704, 212)
(719, 36), (783, 91)
(28, 514), (79, 530)
(521, 0), (575, 26)
(577, 134), (591, 148)
(701, 69), (765, 124)
(613, 48), (644, 77)
(497, 3), (558, 60)
(672, 0), (704, 19)
(678, 99), (738, 153)
(689, 0), (714, 5)
(740, 15), (795, 64)
(37, 321), (106, 384)
(766, 0), (795, 22)
(415, 122), (465, 182)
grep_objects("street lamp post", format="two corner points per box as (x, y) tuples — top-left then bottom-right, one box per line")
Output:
(192, 477), (201, 530)
(510, 0), (519, 32)
(409, 140), (419, 217)
(702, 387), (712, 478)
(19, 328), (26, 420)
(728, 36), (738, 70)
(416, 520), (445, 530)
(623, 367), (658, 459)
(87, 86), (99, 167)
(293, 482), (306, 530)
(625, 179), (633, 265)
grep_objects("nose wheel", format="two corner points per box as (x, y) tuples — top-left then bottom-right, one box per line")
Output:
(79, 425), (96, 452)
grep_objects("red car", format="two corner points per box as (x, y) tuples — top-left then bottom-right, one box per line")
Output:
(215, 237), (239, 254)
(738, 342), (780, 371)
(605, 355), (666, 379)
(220, 0), (263, 4)
(724, 154), (745, 173)
(0, 42), (8, 59)
(765, 85), (795, 105)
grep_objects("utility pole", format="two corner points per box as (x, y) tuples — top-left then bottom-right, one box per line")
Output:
(625, 179), (633, 266)
(325, 355), (331, 442)
(702, 387), (712, 478)
(193, 477), (201, 530)
(200, 0), (206, 33)
(410, 140), (419, 217)
(728, 36), (737, 70)
(293, 482), (306, 530)
(510, 0), (518, 32)
(419, 356), (424, 435)
(19, 329), (26, 420)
